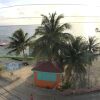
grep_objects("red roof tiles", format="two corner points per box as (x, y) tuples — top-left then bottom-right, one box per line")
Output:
(32, 61), (63, 73)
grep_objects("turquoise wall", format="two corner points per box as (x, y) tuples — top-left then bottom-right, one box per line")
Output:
(37, 71), (56, 81)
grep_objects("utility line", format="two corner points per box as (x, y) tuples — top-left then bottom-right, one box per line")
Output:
(1, 3), (100, 10)
(0, 17), (100, 23)
(0, 14), (100, 23)
(2, 16), (100, 19)
(0, 3), (86, 9)
(0, 4), (100, 19)
(64, 16), (100, 17)
(1, 16), (100, 20)
(35, 22), (100, 23)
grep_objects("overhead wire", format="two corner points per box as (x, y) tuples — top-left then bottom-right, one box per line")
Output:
(0, 3), (100, 23)
(0, 3), (99, 19)
(0, 3), (87, 9)
(2, 16), (100, 19)
(0, 16), (100, 23)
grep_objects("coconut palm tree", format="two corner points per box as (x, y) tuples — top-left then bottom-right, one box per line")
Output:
(87, 36), (100, 87)
(32, 12), (71, 62)
(88, 36), (100, 54)
(62, 36), (90, 87)
(7, 29), (33, 56)
(32, 13), (100, 88)
(86, 36), (100, 67)
(62, 36), (100, 88)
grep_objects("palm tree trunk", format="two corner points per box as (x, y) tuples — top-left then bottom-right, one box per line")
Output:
(87, 65), (90, 88)
(22, 49), (25, 57)
(48, 57), (52, 62)
(64, 67), (72, 83)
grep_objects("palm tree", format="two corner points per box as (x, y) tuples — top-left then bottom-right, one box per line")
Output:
(32, 13), (100, 88)
(62, 36), (90, 88)
(62, 36), (100, 88)
(88, 36), (100, 54)
(7, 29), (33, 56)
(87, 36), (100, 87)
(32, 12), (71, 62)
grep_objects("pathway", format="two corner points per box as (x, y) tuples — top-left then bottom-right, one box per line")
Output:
(0, 66), (100, 100)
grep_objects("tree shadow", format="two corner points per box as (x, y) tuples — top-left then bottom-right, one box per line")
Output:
(2, 74), (34, 100)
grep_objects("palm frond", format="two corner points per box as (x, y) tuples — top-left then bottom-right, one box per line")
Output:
(8, 29), (32, 56)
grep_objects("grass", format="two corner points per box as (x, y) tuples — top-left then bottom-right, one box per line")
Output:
(0, 56), (34, 61)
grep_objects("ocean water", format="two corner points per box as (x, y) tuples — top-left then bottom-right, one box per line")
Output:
(0, 25), (38, 56)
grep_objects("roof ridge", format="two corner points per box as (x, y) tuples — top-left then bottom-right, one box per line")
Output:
(32, 61), (63, 73)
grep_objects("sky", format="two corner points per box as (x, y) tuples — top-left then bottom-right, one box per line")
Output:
(0, 0), (100, 37)
(0, 0), (100, 24)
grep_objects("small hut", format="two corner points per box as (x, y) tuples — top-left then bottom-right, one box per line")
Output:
(5, 62), (22, 71)
(32, 61), (63, 89)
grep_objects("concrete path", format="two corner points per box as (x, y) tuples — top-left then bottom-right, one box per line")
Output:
(33, 91), (100, 100)
(0, 66), (100, 100)
(0, 66), (34, 100)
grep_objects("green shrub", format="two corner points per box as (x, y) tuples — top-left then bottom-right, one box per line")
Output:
(61, 82), (71, 89)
